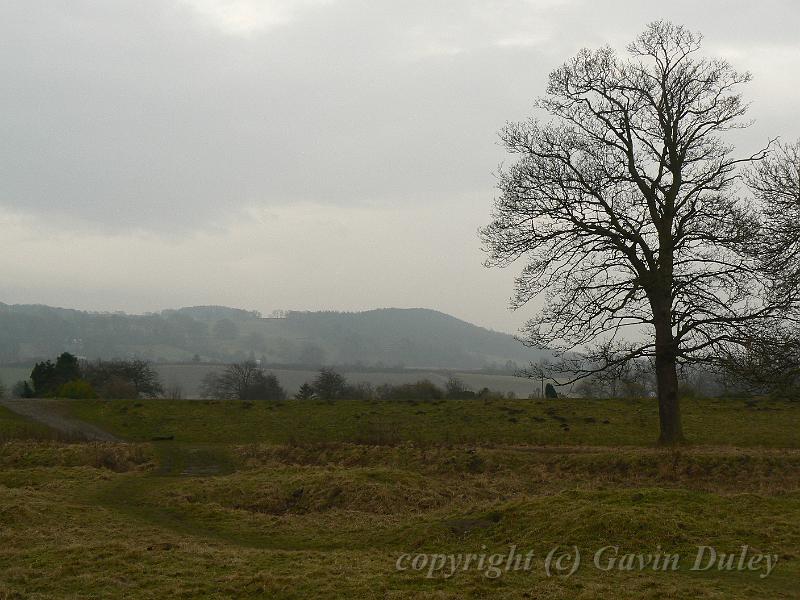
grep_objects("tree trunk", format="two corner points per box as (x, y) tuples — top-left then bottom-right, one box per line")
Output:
(653, 308), (684, 445)
(655, 346), (683, 444)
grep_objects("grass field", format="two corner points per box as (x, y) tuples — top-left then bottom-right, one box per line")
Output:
(0, 405), (63, 441)
(66, 395), (800, 447)
(0, 397), (797, 598)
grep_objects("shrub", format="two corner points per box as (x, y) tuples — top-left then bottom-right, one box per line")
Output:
(295, 382), (316, 400)
(100, 376), (138, 399)
(165, 383), (183, 400)
(445, 377), (475, 399)
(312, 368), (347, 400)
(377, 380), (443, 401)
(83, 359), (163, 398)
(244, 372), (285, 401)
(57, 379), (98, 399)
(343, 382), (375, 400)
(202, 361), (286, 400)
(11, 381), (34, 398)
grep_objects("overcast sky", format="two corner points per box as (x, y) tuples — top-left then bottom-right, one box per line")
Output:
(1, 0), (798, 332)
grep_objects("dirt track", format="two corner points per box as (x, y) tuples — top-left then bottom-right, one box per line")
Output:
(0, 398), (123, 442)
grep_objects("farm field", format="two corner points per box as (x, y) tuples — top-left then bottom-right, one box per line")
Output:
(0, 397), (797, 598)
(153, 363), (541, 399)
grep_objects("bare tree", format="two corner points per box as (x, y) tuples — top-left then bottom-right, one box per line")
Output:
(82, 359), (164, 399)
(481, 22), (799, 443)
(747, 140), (800, 275)
(201, 361), (286, 400)
(721, 331), (800, 396)
(721, 141), (800, 394)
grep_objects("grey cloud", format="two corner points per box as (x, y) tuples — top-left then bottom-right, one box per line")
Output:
(1, 1), (798, 331)
(2, 1), (797, 232)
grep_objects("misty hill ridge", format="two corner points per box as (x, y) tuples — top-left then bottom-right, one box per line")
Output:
(0, 303), (541, 369)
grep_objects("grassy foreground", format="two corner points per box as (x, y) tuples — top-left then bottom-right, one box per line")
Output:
(0, 397), (797, 598)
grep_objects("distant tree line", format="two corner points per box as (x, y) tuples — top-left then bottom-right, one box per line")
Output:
(8, 356), (519, 402)
(197, 362), (517, 402)
(14, 353), (163, 399)
(294, 368), (514, 401)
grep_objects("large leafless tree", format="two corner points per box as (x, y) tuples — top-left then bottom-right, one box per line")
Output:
(482, 22), (799, 443)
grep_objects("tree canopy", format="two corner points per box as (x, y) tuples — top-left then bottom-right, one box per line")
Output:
(482, 21), (800, 442)
(201, 361), (286, 401)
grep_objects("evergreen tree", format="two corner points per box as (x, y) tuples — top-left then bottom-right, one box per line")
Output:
(295, 382), (315, 400)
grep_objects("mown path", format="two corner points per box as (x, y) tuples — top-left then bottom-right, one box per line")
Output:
(0, 398), (124, 442)
(0, 398), (253, 546)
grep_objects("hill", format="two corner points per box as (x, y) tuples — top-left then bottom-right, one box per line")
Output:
(0, 303), (543, 370)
